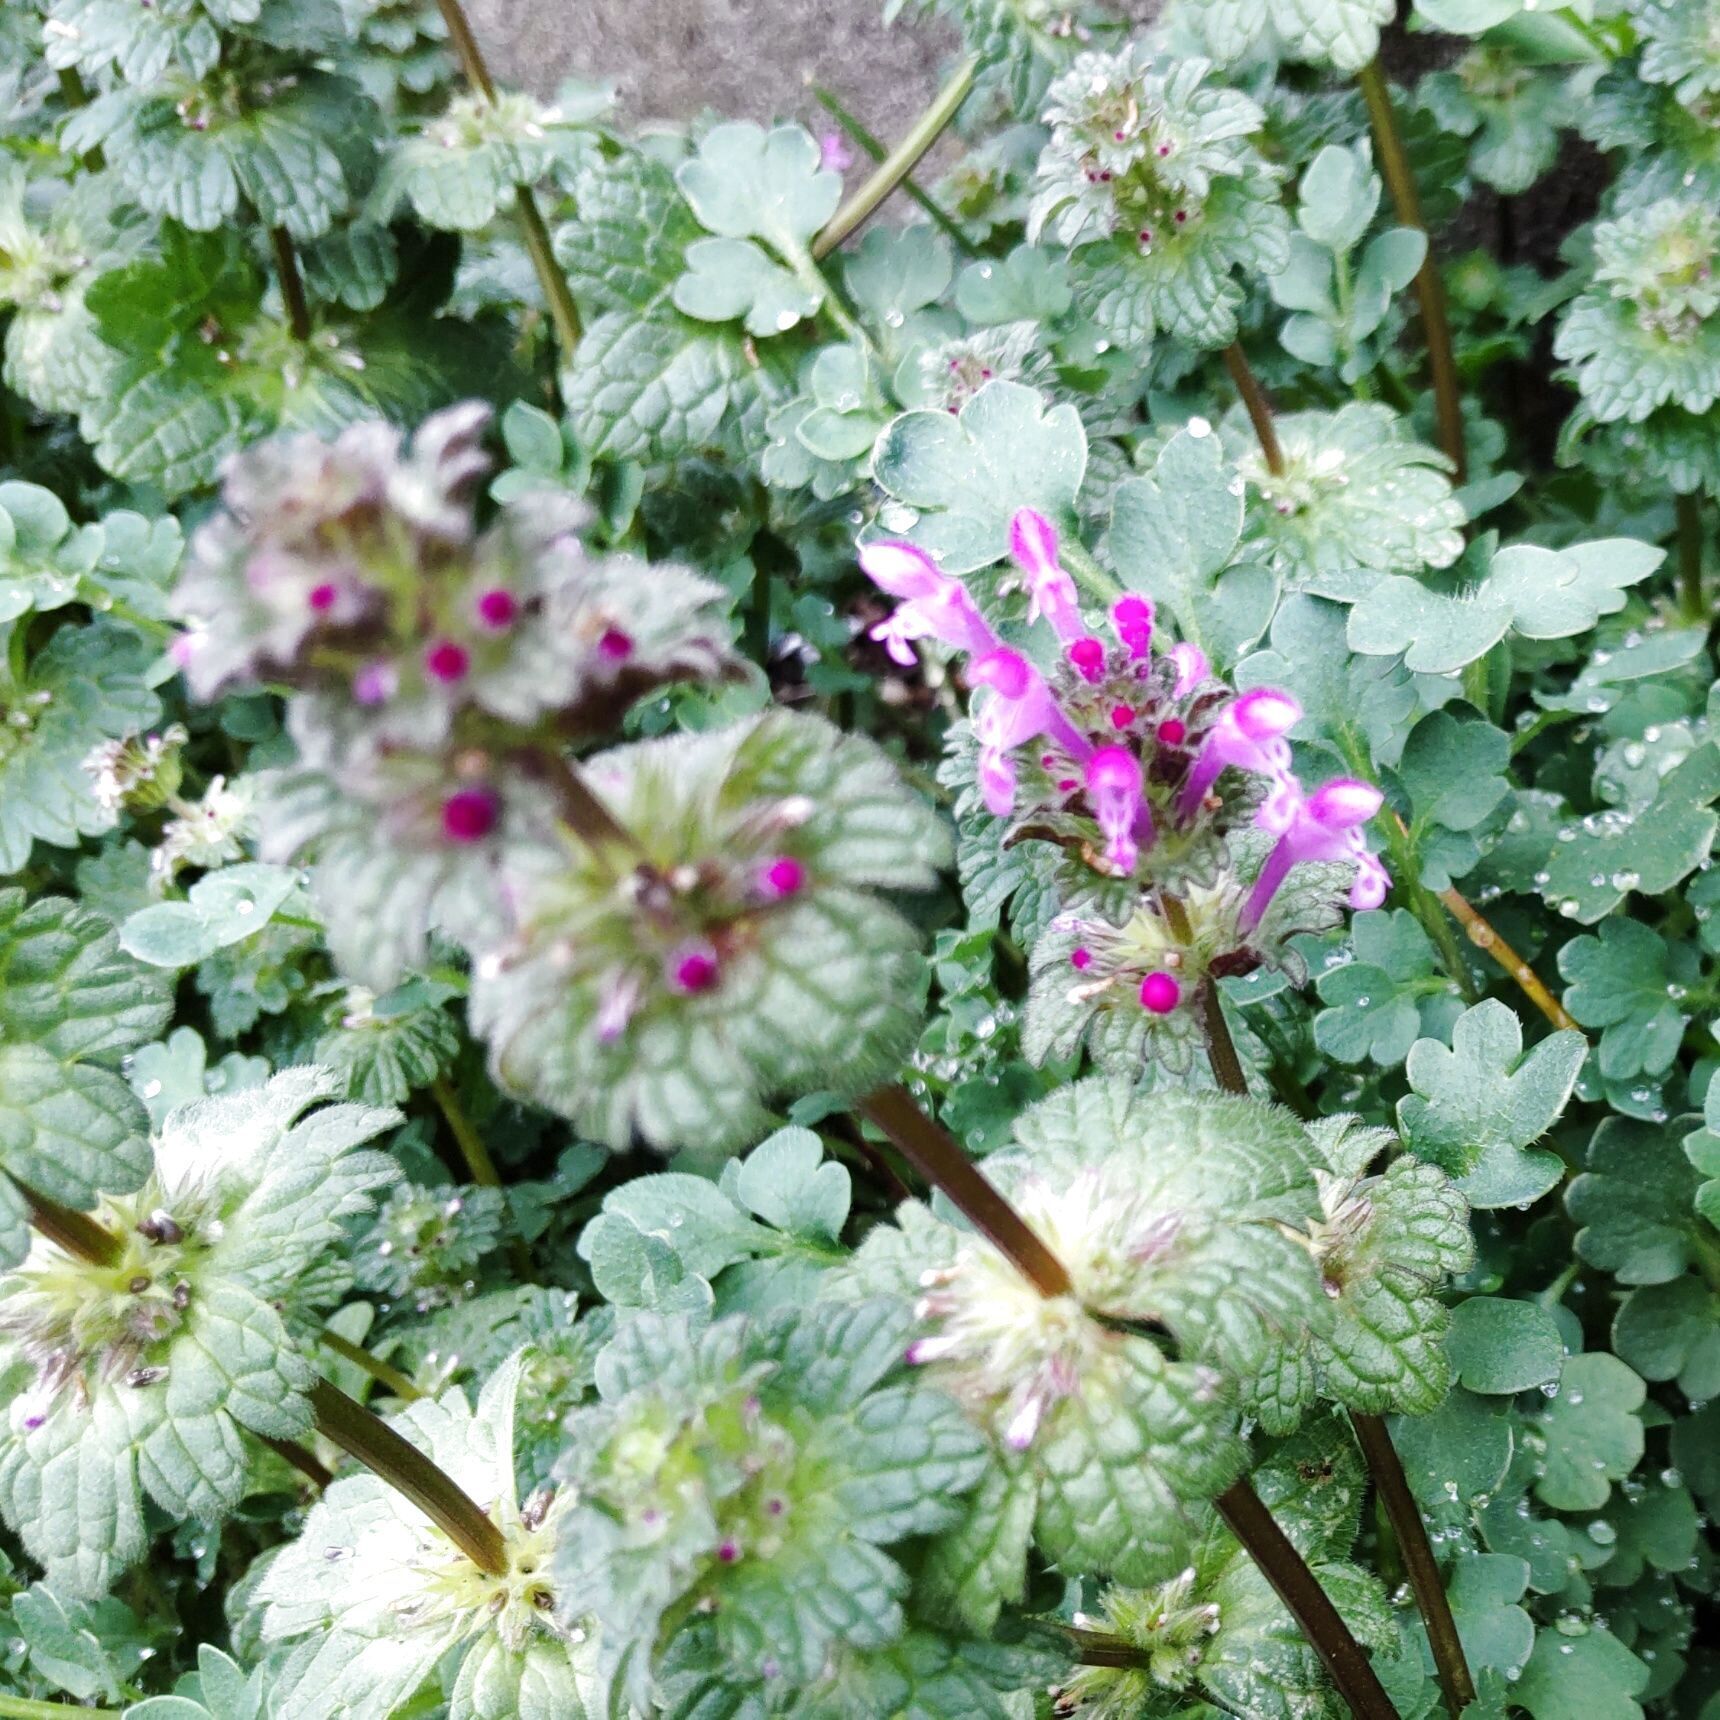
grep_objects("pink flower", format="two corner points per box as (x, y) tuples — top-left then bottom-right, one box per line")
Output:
(819, 129), (855, 173)
(441, 786), (499, 843)
(1240, 778), (1388, 934)
(595, 970), (643, 1044)
(1111, 595), (1154, 659)
(1139, 970), (1181, 1014)
(597, 627), (634, 662)
(1168, 641), (1208, 698)
(861, 540), (1000, 666)
(475, 588), (518, 629)
(757, 856), (806, 901)
(1009, 508), (1084, 644)
(353, 661), (397, 705)
(667, 940), (722, 995)
(1085, 745), (1150, 875)
(307, 582), (338, 614)
(1068, 637), (1107, 682)
(1175, 687), (1301, 822)
(425, 639), (470, 684)
(968, 647), (1091, 817)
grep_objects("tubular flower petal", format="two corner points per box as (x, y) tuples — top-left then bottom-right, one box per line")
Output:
(1176, 687), (1301, 822)
(1240, 777), (1387, 933)
(1010, 507), (1085, 644)
(860, 539), (1003, 665)
(970, 647), (1092, 816)
(1086, 745), (1150, 875)
(1111, 594), (1155, 659)
(1168, 641), (1209, 698)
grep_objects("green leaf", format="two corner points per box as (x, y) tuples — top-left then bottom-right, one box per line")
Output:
(118, 864), (301, 970)
(1557, 920), (1690, 1081)
(1397, 1000), (1584, 1208)
(728, 1125), (850, 1244)
(0, 620), (161, 874)
(1109, 421), (1275, 666)
(674, 123), (841, 256)
(1568, 1114), (1705, 1285)
(0, 1042), (151, 1217)
(1446, 1553), (1535, 1685)
(1313, 909), (1456, 1068)
(1395, 710), (1512, 891)
(673, 235), (823, 337)
(870, 379), (1087, 575)
(1298, 143), (1382, 252)
(1612, 1275), (1720, 1403)
(1446, 1297), (1564, 1394)
(1533, 1352), (1645, 1512)
(1514, 1624), (1649, 1720)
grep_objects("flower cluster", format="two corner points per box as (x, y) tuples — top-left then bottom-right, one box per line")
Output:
(1555, 197), (1720, 424)
(863, 510), (1388, 1045)
(1028, 46), (1288, 347)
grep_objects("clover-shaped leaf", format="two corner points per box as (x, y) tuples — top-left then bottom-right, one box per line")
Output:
(1569, 1114), (1706, 1285)
(1612, 1275), (1720, 1403)
(870, 380), (1087, 574)
(1313, 908), (1459, 1068)
(1395, 709), (1511, 891)
(1447, 1297), (1563, 1395)
(673, 235), (823, 337)
(1557, 919), (1691, 1081)
(118, 864), (302, 972)
(1533, 1351), (1645, 1512)
(1397, 1000), (1584, 1208)
(1514, 1622), (1649, 1720)
(675, 122), (841, 257)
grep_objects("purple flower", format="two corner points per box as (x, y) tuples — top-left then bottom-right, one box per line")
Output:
(860, 540), (1002, 666)
(818, 128), (855, 173)
(969, 648), (1091, 816)
(667, 940), (722, 995)
(1009, 507), (1086, 646)
(1085, 745), (1150, 874)
(1240, 778), (1389, 934)
(1175, 687), (1301, 823)
(1111, 595), (1154, 659)
(1139, 970), (1181, 1013)
(441, 787), (499, 843)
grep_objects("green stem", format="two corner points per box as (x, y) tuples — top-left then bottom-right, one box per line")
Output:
(812, 57), (978, 260)
(432, 0), (581, 361)
(1215, 1480), (1402, 1720)
(54, 67), (104, 170)
(0, 1697), (120, 1719)
(1357, 62), (1466, 484)
(1351, 1412), (1475, 1719)
(259, 1433), (334, 1488)
(428, 1076), (532, 1279)
(1060, 537), (1124, 604)
(1223, 342), (1284, 476)
(7, 1176), (122, 1266)
(320, 1327), (427, 1402)
(810, 83), (975, 255)
(270, 228), (312, 342)
(857, 1084), (1073, 1297)
(1677, 490), (1705, 622)
(513, 745), (643, 868)
(1196, 980), (1249, 1096)
(308, 1378), (507, 1575)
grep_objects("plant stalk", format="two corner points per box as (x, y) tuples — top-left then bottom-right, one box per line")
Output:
(1351, 1412), (1475, 1718)
(1677, 490), (1706, 622)
(1357, 62), (1465, 484)
(1216, 1479), (1402, 1720)
(1222, 342), (1284, 476)
(308, 1378), (507, 1575)
(810, 82), (974, 254)
(259, 1433), (334, 1489)
(1196, 980), (1249, 1096)
(857, 1084), (1072, 1297)
(1437, 883), (1578, 1031)
(0, 1697), (119, 1719)
(813, 57), (978, 259)
(432, 0), (581, 358)
(514, 745), (644, 863)
(320, 1327), (427, 1402)
(8, 1176), (122, 1266)
(269, 228), (312, 341)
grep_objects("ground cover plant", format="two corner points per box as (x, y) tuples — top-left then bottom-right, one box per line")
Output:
(2, 0), (1720, 1713)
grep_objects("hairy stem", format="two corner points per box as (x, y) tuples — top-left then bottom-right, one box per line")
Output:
(813, 57), (978, 260)
(810, 83), (974, 254)
(1437, 884), (1578, 1031)
(270, 228), (312, 341)
(259, 1433), (334, 1489)
(429, 1075), (533, 1278)
(320, 1327), (427, 1402)
(1351, 1412), (1475, 1718)
(857, 1084), (1072, 1297)
(309, 1378), (507, 1575)
(0, 1697), (120, 1719)
(1677, 490), (1706, 623)
(1223, 342), (1284, 476)
(1197, 980), (1249, 1096)
(8, 1176), (121, 1266)
(1357, 62), (1465, 484)
(432, 0), (581, 359)
(1215, 1480), (1402, 1720)
(513, 744), (644, 864)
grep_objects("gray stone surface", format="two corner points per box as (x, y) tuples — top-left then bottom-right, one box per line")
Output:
(465, 0), (962, 141)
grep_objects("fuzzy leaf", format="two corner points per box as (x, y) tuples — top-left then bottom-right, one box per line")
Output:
(1446, 1297), (1564, 1395)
